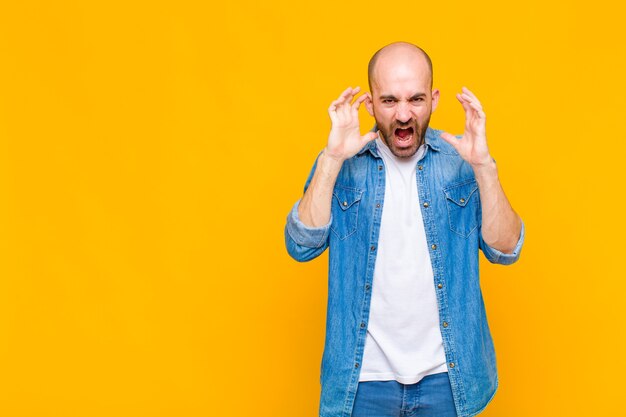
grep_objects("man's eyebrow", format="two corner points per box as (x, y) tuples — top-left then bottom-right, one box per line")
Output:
(378, 93), (427, 100)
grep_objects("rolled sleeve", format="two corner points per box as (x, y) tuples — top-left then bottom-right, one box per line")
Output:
(286, 199), (332, 248)
(480, 220), (525, 265)
(284, 150), (333, 262)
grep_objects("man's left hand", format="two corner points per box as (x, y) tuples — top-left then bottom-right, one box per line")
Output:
(439, 87), (493, 169)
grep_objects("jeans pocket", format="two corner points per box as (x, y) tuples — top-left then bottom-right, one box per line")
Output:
(330, 185), (363, 240)
(444, 179), (479, 238)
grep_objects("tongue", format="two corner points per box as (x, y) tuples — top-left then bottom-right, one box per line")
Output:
(396, 128), (411, 139)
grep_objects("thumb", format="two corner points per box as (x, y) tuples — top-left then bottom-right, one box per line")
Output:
(440, 132), (461, 149)
(362, 131), (379, 143)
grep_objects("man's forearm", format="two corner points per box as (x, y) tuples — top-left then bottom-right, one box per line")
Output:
(298, 151), (344, 227)
(473, 160), (522, 254)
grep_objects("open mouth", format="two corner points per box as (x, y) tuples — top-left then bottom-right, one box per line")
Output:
(394, 127), (414, 143)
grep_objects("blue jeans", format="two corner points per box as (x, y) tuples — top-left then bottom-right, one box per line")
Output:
(351, 372), (458, 417)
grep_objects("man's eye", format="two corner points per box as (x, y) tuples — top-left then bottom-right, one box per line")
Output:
(382, 99), (394, 104)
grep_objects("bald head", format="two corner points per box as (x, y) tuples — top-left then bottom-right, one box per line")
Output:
(367, 42), (433, 93)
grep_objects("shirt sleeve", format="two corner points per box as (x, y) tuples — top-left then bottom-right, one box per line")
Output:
(284, 151), (332, 262)
(479, 220), (525, 265)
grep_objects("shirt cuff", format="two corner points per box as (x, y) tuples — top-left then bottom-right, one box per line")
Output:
(286, 199), (332, 248)
(481, 220), (525, 265)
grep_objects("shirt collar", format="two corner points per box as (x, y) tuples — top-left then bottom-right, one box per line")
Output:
(356, 124), (441, 157)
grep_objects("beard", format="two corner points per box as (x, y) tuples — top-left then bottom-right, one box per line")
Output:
(377, 115), (431, 159)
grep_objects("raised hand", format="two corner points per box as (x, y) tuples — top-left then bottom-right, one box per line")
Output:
(439, 87), (492, 168)
(325, 86), (378, 162)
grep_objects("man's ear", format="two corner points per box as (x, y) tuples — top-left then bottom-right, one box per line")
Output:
(431, 88), (440, 113)
(365, 92), (374, 116)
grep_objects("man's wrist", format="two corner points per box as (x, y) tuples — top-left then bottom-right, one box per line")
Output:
(321, 148), (347, 168)
(471, 157), (498, 181)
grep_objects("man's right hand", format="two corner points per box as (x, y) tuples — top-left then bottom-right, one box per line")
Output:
(296, 87), (376, 228)
(325, 86), (378, 162)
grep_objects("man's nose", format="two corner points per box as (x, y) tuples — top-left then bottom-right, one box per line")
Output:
(395, 102), (412, 124)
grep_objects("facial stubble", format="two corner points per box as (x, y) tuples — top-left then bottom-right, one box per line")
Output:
(378, 114), (431, 159)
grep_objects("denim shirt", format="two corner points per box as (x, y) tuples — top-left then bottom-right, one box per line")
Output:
(284, 127), (525, 417)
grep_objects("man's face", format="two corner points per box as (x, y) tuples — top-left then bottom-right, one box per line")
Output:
(366, 55), (439, 158)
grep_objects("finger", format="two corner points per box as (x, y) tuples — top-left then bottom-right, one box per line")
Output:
(456, 93), (470, 111)
(351, 92), (368, 112)
(328, 94), (347, 121)
(469, 101), (483, 113)
(457, 93), (484, 123)
(343, 86), (360, 104)
(329, 97), (343, 108)
(327, 105), (338, 124)
(459, 95), (485, 119)
(461, 87), (483, 108)
(338, 86), (353, 100)
(439, 132), (462, 150)
(456, 93), (473, 113)
(361, 131), (378, 143)
(459, 93), (483, 111)
(333, 87), (354, 108)
(340, 87), (360, 117)
(467, 101), (485, 118)
(344, 86), (361, 115)
(329, 88), (355, 116)
(338, 87), (359, 118)
(329, 97), (344, 114)
(461, 86), (479, 101)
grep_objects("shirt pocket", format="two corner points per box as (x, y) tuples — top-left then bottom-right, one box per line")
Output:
(330, 185), (363, 240)
(443, 179), (480, 238)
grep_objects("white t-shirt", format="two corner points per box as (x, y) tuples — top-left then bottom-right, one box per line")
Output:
(359, 137), (448, 384)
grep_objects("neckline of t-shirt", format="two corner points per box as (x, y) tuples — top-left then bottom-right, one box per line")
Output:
(375, 137), (425, 165)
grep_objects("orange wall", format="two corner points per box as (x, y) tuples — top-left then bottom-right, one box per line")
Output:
(0, 1), (624, 416)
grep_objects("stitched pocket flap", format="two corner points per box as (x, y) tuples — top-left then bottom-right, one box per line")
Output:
(444, 180), (478, 207)
(332, 186), (363, 211)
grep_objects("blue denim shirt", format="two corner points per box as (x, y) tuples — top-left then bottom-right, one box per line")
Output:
(284, 127), (525, 417)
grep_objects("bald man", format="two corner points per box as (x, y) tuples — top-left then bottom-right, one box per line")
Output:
(285, 42), (525, 417)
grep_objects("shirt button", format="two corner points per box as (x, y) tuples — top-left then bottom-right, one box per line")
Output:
(378, 165), (383, 171)
(443, 322), (449, 328)
(418, 165), (423, 170)
(438, 283), (443, 289)
(423, 202), (429, 208)
(343, 201), (348, 207)
(355, 362), (360, 368)
(360, 322), (366, 328)
(431, 244), (437, 250)
(365, 284), (371, 290)
(449, 362), (455, 368)
(371, 246), (376, 251)
(460, 198), (465, 203)
(376, 203), (380, 208)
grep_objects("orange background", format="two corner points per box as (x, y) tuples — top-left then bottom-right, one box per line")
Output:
(1, 0), (624, 416)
